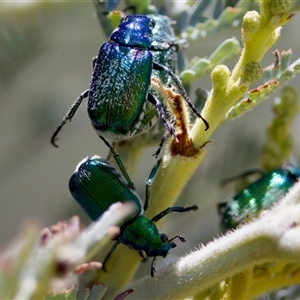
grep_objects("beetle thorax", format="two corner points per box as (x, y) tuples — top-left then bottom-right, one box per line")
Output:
(120, 216), (176, 257)
(109, 15), (154, 49)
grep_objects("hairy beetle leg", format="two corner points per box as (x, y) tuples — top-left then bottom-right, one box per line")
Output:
(153, 62), (209, 131)
(51, 89), (89, 147)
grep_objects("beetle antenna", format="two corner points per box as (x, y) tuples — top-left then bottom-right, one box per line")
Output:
(169, 235), (186, 243)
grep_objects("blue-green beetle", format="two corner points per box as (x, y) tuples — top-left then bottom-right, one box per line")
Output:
(218, 165), (300, 230)
(51, 14), (208, 155)
(108, 12), (189, 156)
(69, 155), (197, 276)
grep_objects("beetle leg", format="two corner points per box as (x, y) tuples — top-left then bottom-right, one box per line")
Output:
(106, 141), (116, 161)
(51, 89), (89, 147)
(151, 256), (157, 277)
(99, 136), (135, 190)
(150, 39), (187, 52)
(102, 239), (121, 272)
(151, 205), (198, 223)
(138, 250), (148, 262)
(147, 92), (176, 155)
(144, 159), (162, 211)
(147, 92), (175, 137)
(153, 62), (209, 131)
(153, 131), (170, 158)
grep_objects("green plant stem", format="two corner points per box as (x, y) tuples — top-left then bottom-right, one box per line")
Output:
(144, 150), (207, 220)
(249, 263), (300, 298)
(224, 269), (253, 300)
(148, 0), (294, 220)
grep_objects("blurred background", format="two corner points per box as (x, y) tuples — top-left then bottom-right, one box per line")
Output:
(0, 1), (300, 276)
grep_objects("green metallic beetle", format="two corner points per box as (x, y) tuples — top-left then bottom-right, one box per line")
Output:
(69, 155), (197, 276)
(218, 165), (300, 230)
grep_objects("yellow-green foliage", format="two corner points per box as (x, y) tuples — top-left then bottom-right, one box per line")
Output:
(2, 1), (300, 299)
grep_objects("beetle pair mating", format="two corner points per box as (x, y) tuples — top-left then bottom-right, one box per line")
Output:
(52, 14), (203, 276)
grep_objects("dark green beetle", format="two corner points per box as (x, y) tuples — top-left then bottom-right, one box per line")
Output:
(218, 165), (300, 230)
(69, 155), (197, 276)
